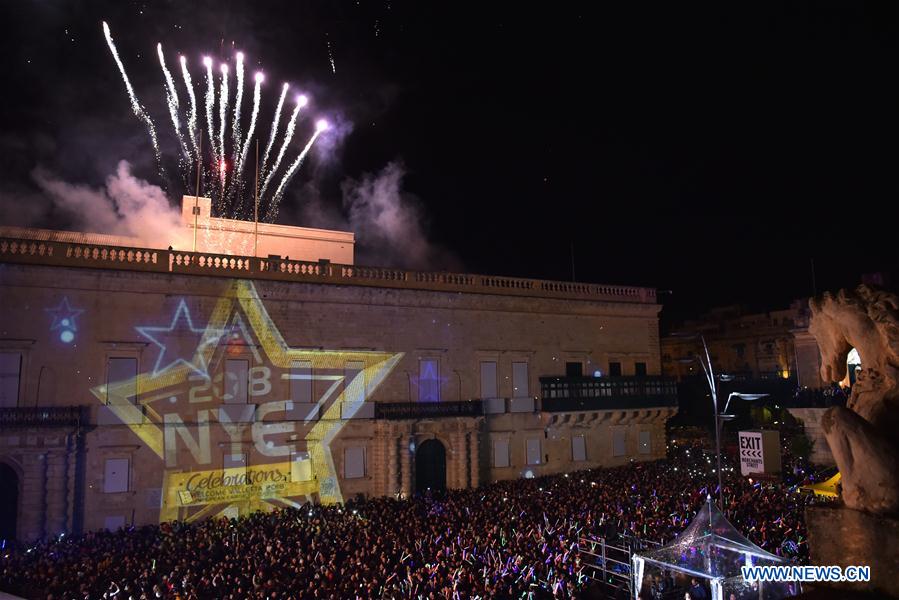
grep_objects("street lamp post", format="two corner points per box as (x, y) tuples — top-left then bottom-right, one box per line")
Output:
(676, 334), (768, 508)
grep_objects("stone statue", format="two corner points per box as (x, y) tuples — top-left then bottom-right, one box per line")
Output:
(809, 285), (899, 514)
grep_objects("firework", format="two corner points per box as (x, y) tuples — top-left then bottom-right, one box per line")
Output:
(268, 121), (327, 220)
(179, 56), (200, 163)
(327, 40), (336, 74)
(230, 52), (245, 173)
(235, 72), (263, 186)
(103, 24), (329, 226)
(102, 22), (162, 175)
(218, 63), (230, 190)
(258, 94), (306, 202)
(261, 83), (289, 178)
(203, 56), (216, 175)
(157, 43), (189, 164)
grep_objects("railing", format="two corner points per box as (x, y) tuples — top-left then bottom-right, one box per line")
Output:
(0, 406), (85, 429)
(1, 236), (656, 304)
(539, 376), (678, 412)
(374, 400), (484, 420)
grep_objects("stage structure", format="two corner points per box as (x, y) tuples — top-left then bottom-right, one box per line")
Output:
(632, 497), (797, 600)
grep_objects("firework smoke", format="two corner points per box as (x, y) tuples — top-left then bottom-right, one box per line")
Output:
(258, 95), (306, 201)
(102, 22), (163, 176)
(179, 55), (200, 163)
(157, 43), (189, 164)
(261, 82), (289, 177)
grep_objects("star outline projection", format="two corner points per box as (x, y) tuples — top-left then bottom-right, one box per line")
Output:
(45, 296), (85, 343)
(136, 299), (226, 379)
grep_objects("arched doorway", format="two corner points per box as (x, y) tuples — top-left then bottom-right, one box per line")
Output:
(415, 439), (447, 493)
(0, 463), (19, 542)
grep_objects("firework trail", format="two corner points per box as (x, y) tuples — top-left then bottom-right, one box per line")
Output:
(102, 22), (163, 175)
(230, 52), (245, 171)
(268, 121), (327, 220)
(328, 41), (337, 75)
(218, 63), (230, 189)
(327, 41), (336, 74)
(179, 55), (200, 162)
(258, 95), (306, 201)
(235, 72), (263, 186)
(203, 56), (216, 174)
(260, 82), (289, 177)
(157, 43), (190, 164)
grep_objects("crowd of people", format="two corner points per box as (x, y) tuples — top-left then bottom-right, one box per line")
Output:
(786, 384), (849, 408)
(0, 443), (829, 599)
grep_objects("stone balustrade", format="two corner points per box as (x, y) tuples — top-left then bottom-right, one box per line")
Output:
(1, 236), (656, 303)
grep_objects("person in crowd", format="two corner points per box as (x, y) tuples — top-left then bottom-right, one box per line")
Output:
(688, 578), (707, 600)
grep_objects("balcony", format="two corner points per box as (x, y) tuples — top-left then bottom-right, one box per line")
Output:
(539, 376), (678, 412)
(374, 400), (484, 420)
(0, 406), (85, 429)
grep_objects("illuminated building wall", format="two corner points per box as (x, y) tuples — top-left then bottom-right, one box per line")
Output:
(0, 237), (673, 540)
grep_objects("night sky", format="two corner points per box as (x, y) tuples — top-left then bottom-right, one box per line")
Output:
(1, 2), (897, 325)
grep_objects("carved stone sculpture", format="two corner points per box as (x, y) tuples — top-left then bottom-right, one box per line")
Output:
(809, 285), (899, 515)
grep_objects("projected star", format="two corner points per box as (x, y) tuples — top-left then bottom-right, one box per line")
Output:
(136, 299), (225, 378)
(45, 297), (85, 331)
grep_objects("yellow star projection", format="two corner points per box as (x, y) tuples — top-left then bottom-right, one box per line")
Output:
(91, 279), (402, 522)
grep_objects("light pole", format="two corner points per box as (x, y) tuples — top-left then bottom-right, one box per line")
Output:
(676, 334), (768, 507)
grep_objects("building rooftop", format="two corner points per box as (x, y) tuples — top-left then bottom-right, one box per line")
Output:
(0, 231), (657, 305)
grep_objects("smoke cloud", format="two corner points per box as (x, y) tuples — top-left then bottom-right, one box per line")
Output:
(300, 161), (461, 271)
(32, 160), (190, 249)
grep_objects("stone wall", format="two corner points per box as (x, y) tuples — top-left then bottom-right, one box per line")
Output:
(787, 408), (835, 466)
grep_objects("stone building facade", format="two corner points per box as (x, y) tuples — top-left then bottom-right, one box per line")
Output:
(0, 233), (675, 541)
(661, 302), (817, 385)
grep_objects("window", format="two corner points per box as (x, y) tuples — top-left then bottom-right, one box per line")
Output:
(419, 359), (439, 402)
(493, 439), (510, 468)
(608, 362), (622, 377)
(0, 353), (22, 408)
(291, 451), (313, 482)
(635, 362), (647, 377)
(223, 453), (247, 485)
(479, 361), (497, 399)
(106, 357), (137, 405)
(224, 359), (248, 404)
(572, 435), (587, 461)
(512, 362), (529, 397)
(345, 361), (365, 404)
(565, 362), (583, 377)
(344, 446), (365, 479)
(289, 360), (313, 404)
(639, 431), (652, 455)
(526, 438), (542, 465)
(612, 429), (626, 457)
(103, 458), (130, 493)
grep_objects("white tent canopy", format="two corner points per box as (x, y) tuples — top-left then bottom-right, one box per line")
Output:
(632, 497), (797, 600)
